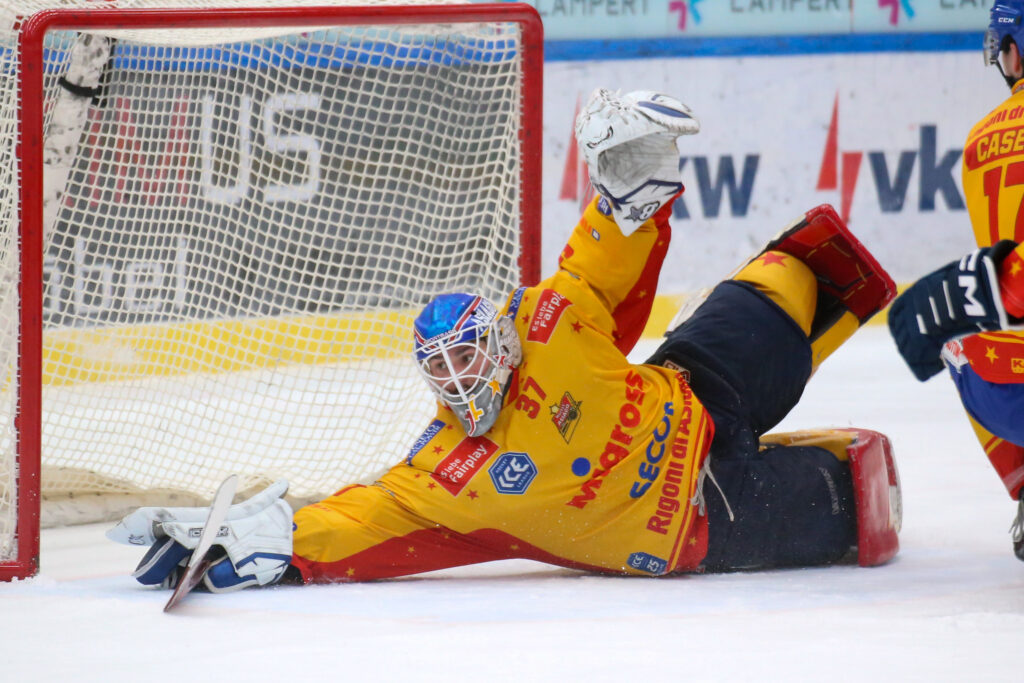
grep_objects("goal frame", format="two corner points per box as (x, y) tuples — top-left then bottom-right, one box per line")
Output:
(3, 3), (543, 581)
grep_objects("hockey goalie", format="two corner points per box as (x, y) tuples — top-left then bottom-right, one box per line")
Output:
(109, 88), (903, 592)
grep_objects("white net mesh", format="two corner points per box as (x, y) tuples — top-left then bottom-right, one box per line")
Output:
(0, 0), (536, 569)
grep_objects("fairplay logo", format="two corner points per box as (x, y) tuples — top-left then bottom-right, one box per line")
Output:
(816, 93), (964, 224)
(668, 0), (703, 30)
(880, 0), (915, 26)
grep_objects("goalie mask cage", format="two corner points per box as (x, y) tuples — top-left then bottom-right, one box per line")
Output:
(0, 0), (542, 580)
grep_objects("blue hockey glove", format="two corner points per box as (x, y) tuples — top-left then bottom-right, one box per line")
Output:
(888, 240), (1019, 381)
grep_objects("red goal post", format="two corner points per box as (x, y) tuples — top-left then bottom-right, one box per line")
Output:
(2, 2), (542, 580)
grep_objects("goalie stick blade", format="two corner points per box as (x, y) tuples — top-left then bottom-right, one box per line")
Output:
(163, 475), (239, 613)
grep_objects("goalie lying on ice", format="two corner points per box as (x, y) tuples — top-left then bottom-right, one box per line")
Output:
(108, 88), (904, 591)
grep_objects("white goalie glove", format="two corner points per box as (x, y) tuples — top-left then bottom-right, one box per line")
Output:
(107, 479), (294, 593)
(575, 88), (700, 235)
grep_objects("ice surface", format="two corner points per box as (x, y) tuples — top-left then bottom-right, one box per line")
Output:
(3, 326), (1022, 681)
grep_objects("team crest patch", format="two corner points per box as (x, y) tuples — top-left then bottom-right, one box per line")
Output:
(550, 391), (582, 443)
(431, 437), (499, 496)
(527, 289), (572, 344)
(488, 452), (537, 495)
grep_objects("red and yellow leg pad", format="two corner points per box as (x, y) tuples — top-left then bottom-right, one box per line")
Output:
(761, 428), (901, 567)
(737, 204), (896, 372)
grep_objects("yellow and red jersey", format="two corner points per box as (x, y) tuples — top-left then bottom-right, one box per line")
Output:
(291, 198), (715, 582)
(954, 80), (1024, 500)
(961, 81), (1024, 384)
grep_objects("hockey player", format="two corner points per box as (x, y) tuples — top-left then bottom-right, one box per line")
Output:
(110, 89), (903, 592)
(887, 1), (1024, 561)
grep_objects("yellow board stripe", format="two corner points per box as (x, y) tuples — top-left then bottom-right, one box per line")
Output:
(43, 309), (417, 386)
(40, 284), (910, 387)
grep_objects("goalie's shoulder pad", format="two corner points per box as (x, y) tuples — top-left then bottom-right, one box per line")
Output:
(575, 88), (699, 170)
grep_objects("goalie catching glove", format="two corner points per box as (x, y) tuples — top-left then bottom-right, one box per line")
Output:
(107, 479), (294, 593)
(575, 88), (700, 235)
(888, 240), (1022, 381)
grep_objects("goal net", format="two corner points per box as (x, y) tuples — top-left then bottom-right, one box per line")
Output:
(0, 0), (542, 579)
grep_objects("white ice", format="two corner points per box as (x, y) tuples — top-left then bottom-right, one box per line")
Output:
(3, 326), (1022, 682)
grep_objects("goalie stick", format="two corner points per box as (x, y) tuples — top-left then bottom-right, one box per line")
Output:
(163, 474), (238, 613)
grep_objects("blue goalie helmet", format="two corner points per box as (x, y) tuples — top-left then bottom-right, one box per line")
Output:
(987, 2), (1024, 86)
(413, 293), (522, 436)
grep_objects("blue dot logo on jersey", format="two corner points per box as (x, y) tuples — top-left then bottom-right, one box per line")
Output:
(488, 452), (537, 495)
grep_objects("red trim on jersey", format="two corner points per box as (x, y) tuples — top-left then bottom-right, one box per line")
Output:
(667, 410), (712, 570)
(999, 246), (1024, 318)
(983, 435), (1024, 499)
(609, 194), (678, 355)
(291, 527), (615, 583)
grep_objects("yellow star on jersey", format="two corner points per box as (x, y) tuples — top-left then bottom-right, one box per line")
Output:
(986, 346), (999, 363)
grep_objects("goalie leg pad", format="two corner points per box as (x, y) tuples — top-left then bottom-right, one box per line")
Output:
(160, 484), (294, 592)
(766, 205), (896, 326)
(132, 535), (191, 588)
(841, 428), (902, 567)
(757, 428), (902, 567)
(110, 480), (294, 593)
(664, 205), (895, 372)
(754, 205), (896, 371)
(203, 551), (292, 593)
(734, 250), (818, 337)
(701, 439), (858, 572)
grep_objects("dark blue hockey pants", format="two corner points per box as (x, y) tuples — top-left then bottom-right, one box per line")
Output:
(646, 281), (857, 571)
